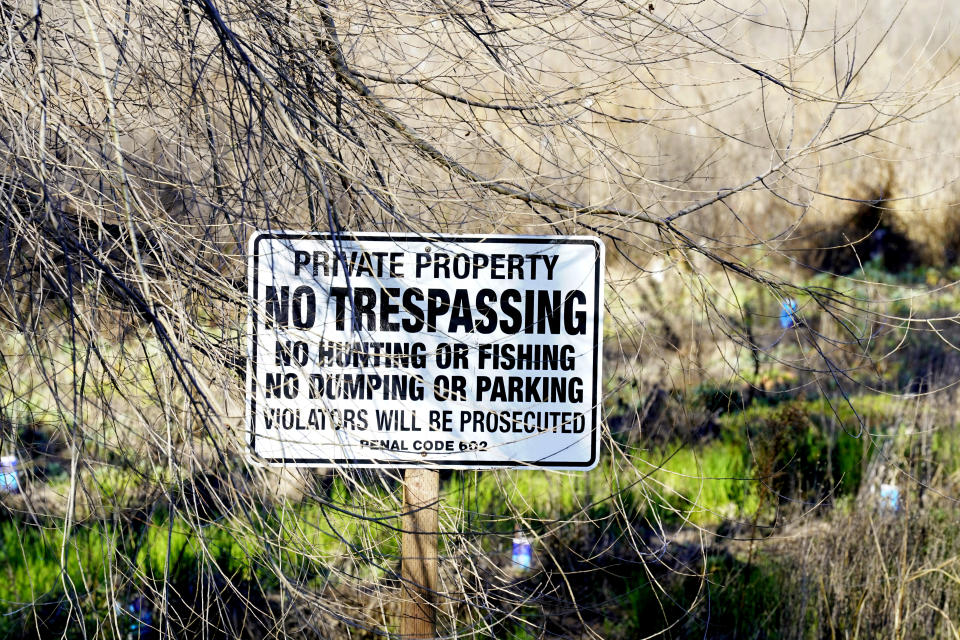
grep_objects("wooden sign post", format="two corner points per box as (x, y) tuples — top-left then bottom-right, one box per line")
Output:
(401, 468), (439, 638)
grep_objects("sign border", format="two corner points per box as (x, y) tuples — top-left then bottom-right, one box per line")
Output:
(247, 231), (604, 469)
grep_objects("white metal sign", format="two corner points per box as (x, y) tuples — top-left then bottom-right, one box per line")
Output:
(247, 232), (604, 469)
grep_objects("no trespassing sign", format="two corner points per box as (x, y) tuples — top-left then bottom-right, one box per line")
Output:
(246, 232), (604, 469)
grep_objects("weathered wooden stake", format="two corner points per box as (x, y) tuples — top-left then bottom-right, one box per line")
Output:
(401, 468), (439, 638)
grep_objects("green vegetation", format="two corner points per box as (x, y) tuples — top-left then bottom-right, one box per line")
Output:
(5, 379), (955, 639)
(6, 218), (960, 639)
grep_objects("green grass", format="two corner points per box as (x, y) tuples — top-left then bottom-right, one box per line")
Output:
(640, 440), (759, 526)
(0, 384), (910, 636)
(0, 520), (116, 637)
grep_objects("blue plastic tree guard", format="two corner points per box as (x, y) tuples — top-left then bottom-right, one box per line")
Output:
(780, 299), (799, 329)
(0, 455), (18, 493)
(512, 534), (532, 570)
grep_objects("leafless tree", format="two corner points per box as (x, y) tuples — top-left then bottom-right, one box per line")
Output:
(1, 0), (959, 637)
